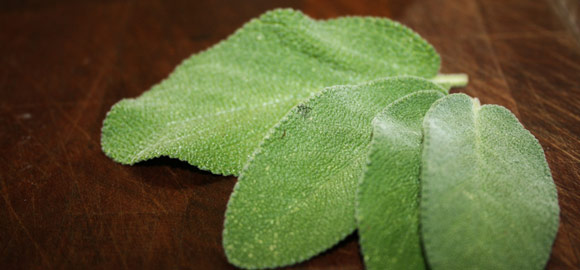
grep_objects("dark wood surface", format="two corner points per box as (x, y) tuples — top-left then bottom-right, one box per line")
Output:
(1, 0), (579, 269)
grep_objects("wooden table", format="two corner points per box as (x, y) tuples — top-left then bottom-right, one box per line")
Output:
(1, 0), (579, 269)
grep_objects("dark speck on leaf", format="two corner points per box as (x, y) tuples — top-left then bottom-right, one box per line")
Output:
(297, 104), (311, 118)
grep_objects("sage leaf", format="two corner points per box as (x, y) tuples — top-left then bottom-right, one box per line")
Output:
(420, 94), (559, 269)
(223, 77), (446, 269)
(101, 8), (442, 175)
(356, 90), (444, 270)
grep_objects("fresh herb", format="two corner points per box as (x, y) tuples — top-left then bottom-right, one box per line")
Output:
(101, 9), (558, 270)
(356, 90), (444, 270)
(420, 94), (559, 269)
(223, 78), (445, 268)
(101, 8), (445, 176)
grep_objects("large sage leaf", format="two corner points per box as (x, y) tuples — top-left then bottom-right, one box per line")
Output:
(356, 90), (443, 270)
(223, 77), (446, 269)
(101, 8), (442, 175)
(420, 94), (559, 269)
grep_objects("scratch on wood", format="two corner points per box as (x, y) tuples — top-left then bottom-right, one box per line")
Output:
(0, 179), (51, 268)
(473, 0), (520, 117)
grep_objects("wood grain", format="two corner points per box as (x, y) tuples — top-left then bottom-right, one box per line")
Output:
(1, 0), (578, 269)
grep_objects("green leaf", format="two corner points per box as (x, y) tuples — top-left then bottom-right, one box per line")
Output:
(101, 8), (442, 175)
(223, 77), (446, 269)
(356, 90), (444, 270)
(420, 94), (559, 269)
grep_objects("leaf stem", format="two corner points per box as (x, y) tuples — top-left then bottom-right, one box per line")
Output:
(432, 73), (469, 89)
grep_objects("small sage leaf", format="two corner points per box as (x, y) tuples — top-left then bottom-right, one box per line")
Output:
(101, 8), (442, 176)
(420, 93), (559, 269)
(356, 90), (444, 270)
(223, 77), (446, 269)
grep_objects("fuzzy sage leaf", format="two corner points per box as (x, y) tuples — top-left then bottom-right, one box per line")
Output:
(101, 8), (442, 176)
(356, 90), (444, 270)
(223, 77), (446, 269)
(420, 94), (559, 270)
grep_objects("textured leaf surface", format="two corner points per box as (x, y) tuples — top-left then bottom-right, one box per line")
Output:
(223, 77), (446, 269)
(101, 8), (441, 175)
(356, 91), (443, 270)
(420, 94), (559, 270)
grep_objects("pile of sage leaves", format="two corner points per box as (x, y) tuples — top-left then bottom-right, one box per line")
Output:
(101, 9), (559, 270)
